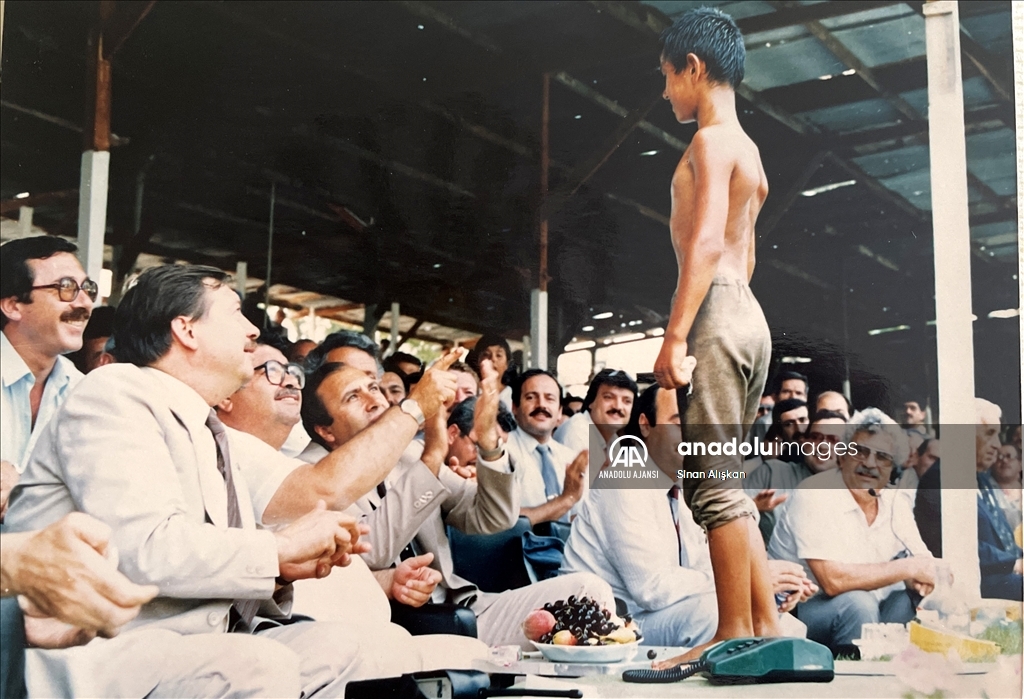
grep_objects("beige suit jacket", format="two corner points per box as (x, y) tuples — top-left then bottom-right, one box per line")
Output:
(6, 363), (296, 636)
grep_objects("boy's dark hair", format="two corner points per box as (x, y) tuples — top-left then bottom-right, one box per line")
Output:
(304, 330), (379, 373)
(113, 265), (229, 367)
(772, 370), (809, 396)
(660, 7), (745, 88)
(0, 236), (80, 328)
(512, 369), (563, 406)
(302, 361), (348, 448)
(582, 369), (639, 412)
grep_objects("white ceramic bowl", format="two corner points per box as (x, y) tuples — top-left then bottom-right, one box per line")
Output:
(530, 640), (640, 664)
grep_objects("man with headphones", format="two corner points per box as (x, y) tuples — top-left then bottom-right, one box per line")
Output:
(767, 408), (939, 656)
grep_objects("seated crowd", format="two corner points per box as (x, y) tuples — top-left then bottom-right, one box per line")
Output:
(0, 236), (1020, 696)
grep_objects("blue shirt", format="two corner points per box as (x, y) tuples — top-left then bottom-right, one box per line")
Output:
(1, 331), (82, 472)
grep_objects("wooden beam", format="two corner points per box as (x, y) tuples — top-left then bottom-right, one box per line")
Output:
(0, 189), (78, 214)
(544, 89), (664, 219)
(552, 72), (690, 152)
(101, 0), (157, 59)
(0, 100), (128, 145)
(757, 150), (830, 244)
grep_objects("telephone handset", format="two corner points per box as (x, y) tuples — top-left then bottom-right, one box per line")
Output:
(622, 637), (835, 685)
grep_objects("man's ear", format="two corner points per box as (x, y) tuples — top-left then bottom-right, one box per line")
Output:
(169, 316), (200, 351)
(0, 297), (23, 324)
(447, 424), (460, 446)
(217, 397), (233, 414)
(639, 413), (652, 439)
(314, 424), (336, 448)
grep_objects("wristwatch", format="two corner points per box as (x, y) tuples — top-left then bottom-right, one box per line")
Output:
(399, 398), (426, 429)
(478, 437), (506, 461)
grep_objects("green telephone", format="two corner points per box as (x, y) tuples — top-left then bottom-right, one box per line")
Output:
(623, 638), (835, 685)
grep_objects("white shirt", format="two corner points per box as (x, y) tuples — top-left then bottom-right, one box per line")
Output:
(554, 410), (600, 456)
(506, 427), (578, 508)
(562, 486), (713, 613)
(280, 422), (311, 458)
(768, 468), (931, 603)
(1, 331), (82, 472)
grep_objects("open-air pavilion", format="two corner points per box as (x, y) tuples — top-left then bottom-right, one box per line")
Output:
(0, 0), (1020, 608)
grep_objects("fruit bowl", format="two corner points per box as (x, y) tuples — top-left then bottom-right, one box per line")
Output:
(530, 640), (640, 664)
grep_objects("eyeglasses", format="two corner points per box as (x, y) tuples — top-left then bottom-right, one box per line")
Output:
(848, 444), (895, 469)
(254, 360), (305, 389)
(804, 430), (839, 445)
(31, 277), (99, 302)
(757, 405), (773, 414)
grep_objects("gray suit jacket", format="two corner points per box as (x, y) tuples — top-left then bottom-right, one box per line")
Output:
(354, 454), (519, 610)
(5, 364), (295, 636)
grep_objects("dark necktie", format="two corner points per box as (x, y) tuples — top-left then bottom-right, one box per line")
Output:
(206, 410), (261, 628)
(537, 444), (569, 523)
(668, 485), (684, 566)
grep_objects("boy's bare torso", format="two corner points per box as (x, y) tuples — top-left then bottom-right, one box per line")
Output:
(671, 123), (768, 283)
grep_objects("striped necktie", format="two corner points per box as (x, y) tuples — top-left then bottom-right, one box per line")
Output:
(207, 411), (261, 629)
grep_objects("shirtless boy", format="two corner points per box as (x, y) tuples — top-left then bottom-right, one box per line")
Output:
(650, 7), (781, 666)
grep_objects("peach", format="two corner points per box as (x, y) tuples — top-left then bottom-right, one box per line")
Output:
(552, 630), (578, 646)
(522, 609), (557, 642)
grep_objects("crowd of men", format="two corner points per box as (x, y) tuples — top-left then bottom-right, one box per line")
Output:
(0, 236), (1021, 696)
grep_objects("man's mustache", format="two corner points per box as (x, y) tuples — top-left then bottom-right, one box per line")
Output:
(529, 408), (553, 419)
(604, 408), (626, 418)
(60, 308), (91, 323)
(276, 387), (301, 401)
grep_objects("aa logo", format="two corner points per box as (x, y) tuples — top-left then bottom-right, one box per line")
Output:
(607, 435), (649, 468)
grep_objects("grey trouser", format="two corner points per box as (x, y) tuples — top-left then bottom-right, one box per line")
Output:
(682, 277), (771, 531)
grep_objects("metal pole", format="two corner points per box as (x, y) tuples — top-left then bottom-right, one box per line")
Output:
(840, 256), (852, 401)
(924, 0), (979, 597)
(389, 301), (400, 356)
(1013, 2), (1024, 427)
(531, 73), (551, 370)
(264, 181), (275, 327)
(235, 261), (248, 300)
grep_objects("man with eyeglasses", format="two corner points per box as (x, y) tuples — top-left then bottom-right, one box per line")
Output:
(745, 410), (847, 545)
(767, 408), (937, 656)
(1, 237), (96, 519)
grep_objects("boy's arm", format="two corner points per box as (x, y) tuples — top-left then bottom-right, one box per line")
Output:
(654, 131), (733, 388)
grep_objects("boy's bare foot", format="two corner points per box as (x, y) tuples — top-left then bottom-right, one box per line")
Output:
(652, 641), (714, 669)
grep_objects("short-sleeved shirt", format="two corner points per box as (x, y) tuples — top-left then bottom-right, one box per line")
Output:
(1, 332), (82, 471)
(768, 467), (931, 603)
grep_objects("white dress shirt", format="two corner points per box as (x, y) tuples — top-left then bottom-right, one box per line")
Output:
(1, 331), (82, 472)
(562, 486), (714, 613)
(768, 468), (932, 603)
(505, 427), (578, 508)
(553, 410), (599, 456)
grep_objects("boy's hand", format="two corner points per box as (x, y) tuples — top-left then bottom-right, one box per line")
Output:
(654, 339), (696, 389)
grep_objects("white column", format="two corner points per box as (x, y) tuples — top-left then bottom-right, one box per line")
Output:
(18, 206), (33, 236)
(235, 261), (248, 300)
(1013, 2), (1024, 426)
(924, 0), (979, 597)
(530, 289), (548, 370)
(77, 150), (110, 283)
